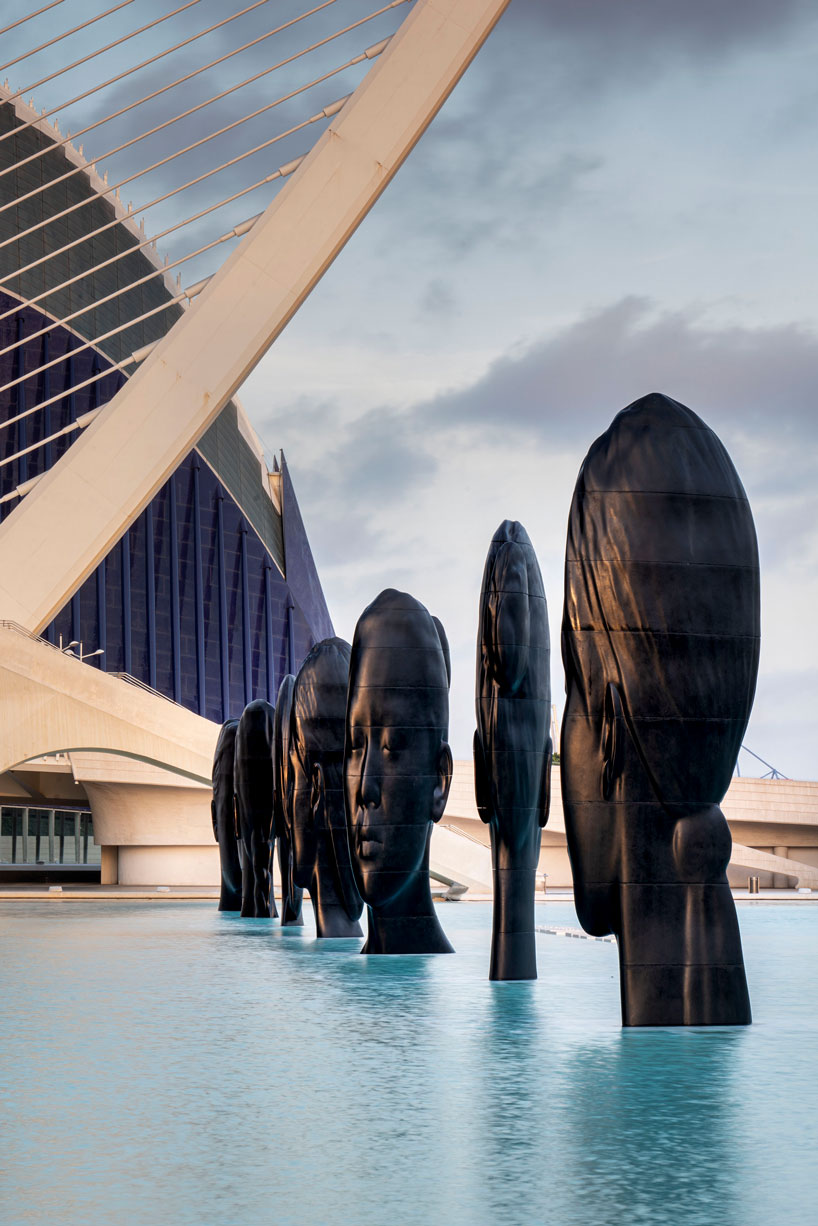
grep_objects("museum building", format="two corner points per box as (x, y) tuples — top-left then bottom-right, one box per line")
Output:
(0, 86), (333, 876)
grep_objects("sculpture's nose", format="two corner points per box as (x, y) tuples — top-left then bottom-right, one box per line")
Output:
(360, 747), (381, 810)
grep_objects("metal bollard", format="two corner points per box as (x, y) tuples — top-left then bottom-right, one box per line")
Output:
(748, 876), (760, 894)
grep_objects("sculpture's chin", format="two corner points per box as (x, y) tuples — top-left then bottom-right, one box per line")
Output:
(573, 881), (616, 938)
(672, 805), (732, 881)
(354, 869), (400, 912)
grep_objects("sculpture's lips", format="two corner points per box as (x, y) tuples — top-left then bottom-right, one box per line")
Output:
(355, 822), (382, 859)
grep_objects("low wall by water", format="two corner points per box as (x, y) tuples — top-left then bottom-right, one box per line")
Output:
(443, 765), (818, 890)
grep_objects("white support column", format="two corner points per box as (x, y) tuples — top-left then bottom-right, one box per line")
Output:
(0, 0), (511, 632)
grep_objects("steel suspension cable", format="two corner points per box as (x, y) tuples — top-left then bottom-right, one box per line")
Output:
(1, 360), (142, 459)
(0, 1), (368, 223)
(0, 27), (369, 234)
(0, 118), (329, 337)
(0, 132), (338, 417)
(5, 0), (205, 106)
(0, 1), (137, 76)
(0, 0), (344, 160)
(0, 288), (190, 413)
(0, 2), (68, 41)
(6, 215), (251, 362)
(0, 21), (394, 279)
(0, 153), (307, 328)
(0, 397), (126, 483)
(0, 2), (68, 43)
(0, 85), (352, 356)
(0, 91), (352, 368)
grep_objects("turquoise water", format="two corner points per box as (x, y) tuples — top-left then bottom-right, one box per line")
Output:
(1, 901), (815, 1226)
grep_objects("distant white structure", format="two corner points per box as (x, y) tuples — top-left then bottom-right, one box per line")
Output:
(441, 763), (818, 891)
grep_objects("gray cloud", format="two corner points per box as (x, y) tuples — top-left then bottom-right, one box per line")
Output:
(505, 0), (813, 73)
(270, 296), (818, 566)
(419, 278), (457, 318)
(414, 298), (818, 569)
(275, 396), (439, 564)
(357, 0), (817, 279)
(417, 296), (818, 448)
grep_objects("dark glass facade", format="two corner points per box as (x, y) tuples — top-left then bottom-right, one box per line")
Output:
(0, 92), (333, 722)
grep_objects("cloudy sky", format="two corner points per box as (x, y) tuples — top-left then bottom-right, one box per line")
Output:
(240, 0), (818, 779)
(8, 0), (817, 778)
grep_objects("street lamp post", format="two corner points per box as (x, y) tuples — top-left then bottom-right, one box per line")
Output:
(58, 634), (104, 663)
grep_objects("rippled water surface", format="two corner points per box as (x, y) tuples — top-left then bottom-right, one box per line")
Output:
(1, 900), (815, 1225)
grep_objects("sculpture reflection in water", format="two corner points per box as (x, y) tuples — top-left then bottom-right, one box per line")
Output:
(234, 699), (277, 919)
(288, 639), (364, 937)
(273, 675), (304, 927)
(211, 718), (241, 912)
(561, 392), (756, 1025)
(344, 589), (454, 954)
(475, 521), (552, 980)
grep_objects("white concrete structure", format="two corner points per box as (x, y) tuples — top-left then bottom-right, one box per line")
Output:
(432, 823), (492, 892)
(441, 762), (818, 891)
(0, 622), (216, 785)
(0, 623), (219, 884)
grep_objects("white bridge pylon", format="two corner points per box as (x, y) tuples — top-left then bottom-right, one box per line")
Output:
(0, 0), (511, 633)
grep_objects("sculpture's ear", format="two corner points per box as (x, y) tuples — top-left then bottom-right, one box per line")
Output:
(602, 682), (625, 801)
(539, 737), (553, 828)
(211, 797), (219, 843)
(473, 729), (492, 824)
(432, 742), (453, 822)
(310, 761), (326, 830)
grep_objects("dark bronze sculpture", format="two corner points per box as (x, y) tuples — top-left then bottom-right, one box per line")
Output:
(344, 589), (454, 954)
(475, 521), (552, 980)
(234, 699), (277, 919)
(211, 718), (242, 912)
(289, 639), (364, 937)
(561, 392), (756, 1026)
(273, 674), (304, 927)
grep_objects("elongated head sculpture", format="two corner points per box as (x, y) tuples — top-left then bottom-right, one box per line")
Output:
(234, 699), (277, 919)
(289, 638), (363, 937)
(273, 674), (304, 927)
(562, 392), (757, 1025)
(344, 589), (454, 954)
(212, 718), (241, 912)
(475, 520), (551, 980)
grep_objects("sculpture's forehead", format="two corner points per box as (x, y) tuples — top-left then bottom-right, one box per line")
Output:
(295, 675), (348, 722)
(349, 642), (447, 691)
(347, 681), (445, 732)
